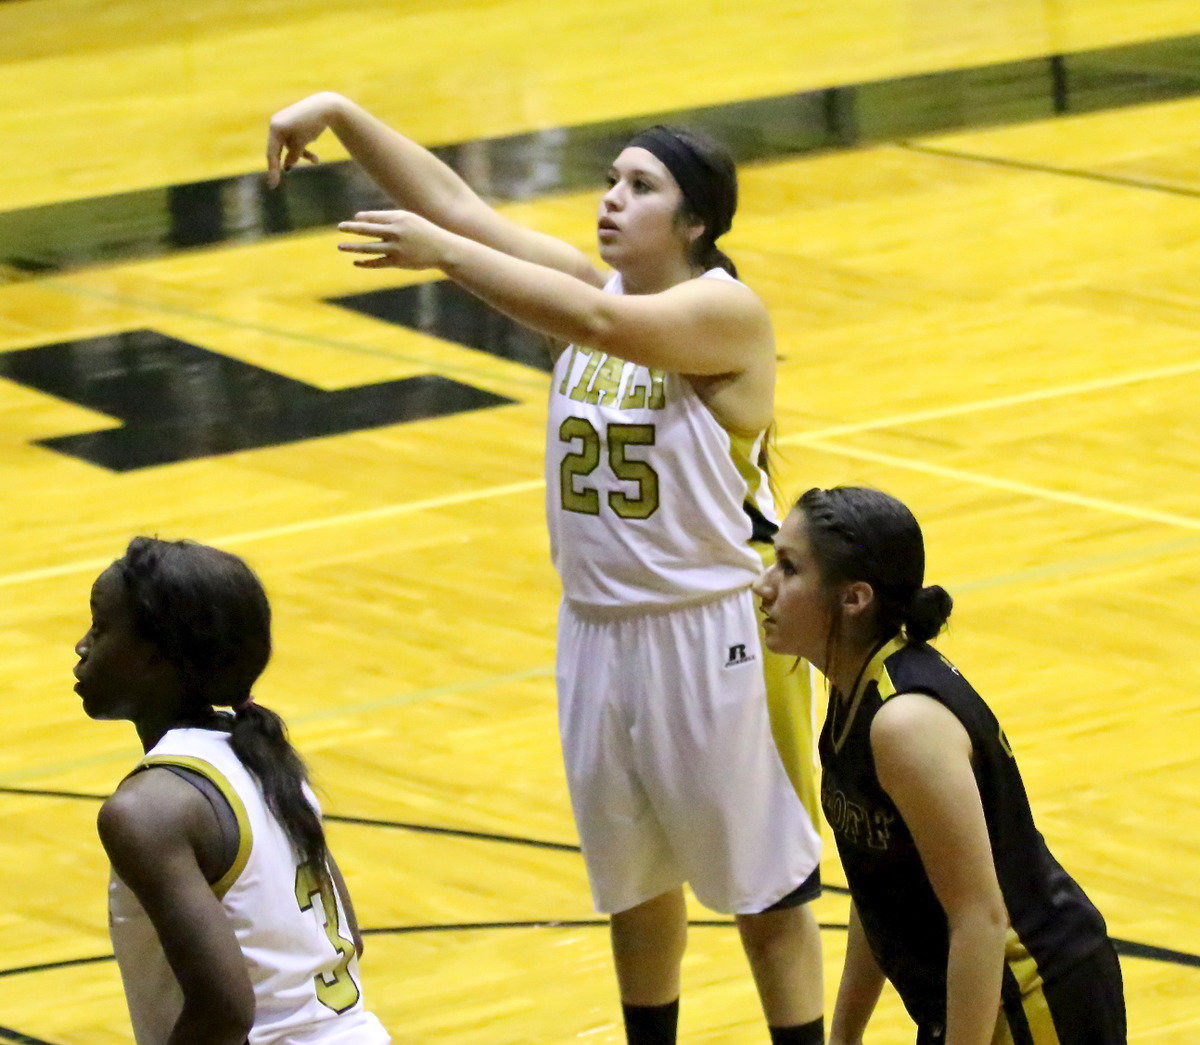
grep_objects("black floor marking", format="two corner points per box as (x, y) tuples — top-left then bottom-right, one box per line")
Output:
(0, 955), (112, 981)
(360, 918), (852, 936)
(3, 926), (1197, 982)
(0, 784), (580, 853)
(330, 280), (553, 373)
(0, 786), (106, 801)
(1113, 937), (1200, 969)
(4, 786), (1197, 974)
(0, 1027), (57, 1045)
(898, 140), (1200, 199)
(5, 33), (1200, 271)
(0, 330), (515, 470)
(325, 813), (579, 853)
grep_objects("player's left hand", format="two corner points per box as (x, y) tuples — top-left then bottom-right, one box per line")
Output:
(337, 210), (450, 270)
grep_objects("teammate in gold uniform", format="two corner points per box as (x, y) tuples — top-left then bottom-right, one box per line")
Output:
(266, 94), (824, 1044)
(755, 486), (1126, 1045)
(75, 538), (388, 1044)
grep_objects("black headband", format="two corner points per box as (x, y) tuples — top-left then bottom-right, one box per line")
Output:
(626, 126), (734, 242)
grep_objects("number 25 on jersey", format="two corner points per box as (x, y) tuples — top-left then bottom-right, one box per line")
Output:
(559, 418), (660, 520)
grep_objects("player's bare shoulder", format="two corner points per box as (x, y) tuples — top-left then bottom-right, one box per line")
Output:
(681, 273), (773, 353)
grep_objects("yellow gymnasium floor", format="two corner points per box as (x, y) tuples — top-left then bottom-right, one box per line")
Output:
(1, 0), (1198, 1040)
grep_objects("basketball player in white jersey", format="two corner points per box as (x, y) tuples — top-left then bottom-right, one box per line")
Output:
(267, 94), (824, 1044)
(74, 537), (389, 1044)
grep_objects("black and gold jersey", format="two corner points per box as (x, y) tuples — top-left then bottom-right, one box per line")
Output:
(819, 636), (1109, 1027)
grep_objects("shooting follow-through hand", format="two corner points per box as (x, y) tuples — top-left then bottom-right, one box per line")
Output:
(337, 210), (452, 270)
(266, 92), (344, 188)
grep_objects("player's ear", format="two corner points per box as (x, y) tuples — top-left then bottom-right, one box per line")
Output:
(841, 581), (875, 619)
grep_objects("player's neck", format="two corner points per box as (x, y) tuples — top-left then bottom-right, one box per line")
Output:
(828, 638), (879, 701)
(619, 255), (702, 295)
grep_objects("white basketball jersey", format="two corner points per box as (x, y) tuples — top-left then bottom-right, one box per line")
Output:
(545, 268), (777, 611)
(108, 728), (389, 1044)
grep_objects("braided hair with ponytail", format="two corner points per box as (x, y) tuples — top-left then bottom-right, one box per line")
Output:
(117, 537), (328, 876)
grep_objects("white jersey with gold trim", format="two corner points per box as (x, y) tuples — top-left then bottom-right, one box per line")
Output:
(108, 727), (389, 1045)
(546, 268), (777, 612)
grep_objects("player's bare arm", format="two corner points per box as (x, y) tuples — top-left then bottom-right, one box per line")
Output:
(267, 92), (601, 285)
(829, 902), (885, 1045)
(98, 771), (255, 1045)
(873, 695), (1008, 1045)
(337, 211), (772, 371)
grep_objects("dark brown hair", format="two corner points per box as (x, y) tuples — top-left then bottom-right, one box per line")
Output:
(795, 486), (953, 647)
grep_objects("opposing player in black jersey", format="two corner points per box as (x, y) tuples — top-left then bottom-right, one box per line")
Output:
(753, 486), (1126, 1044)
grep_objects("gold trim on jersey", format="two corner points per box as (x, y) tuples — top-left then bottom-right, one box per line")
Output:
(726, 429), (766, 509)
(829, 635), (905, 755)
(134, 754), (253, 899)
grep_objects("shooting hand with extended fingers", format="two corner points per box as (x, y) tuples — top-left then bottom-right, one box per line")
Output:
(338, 210), (453, 270)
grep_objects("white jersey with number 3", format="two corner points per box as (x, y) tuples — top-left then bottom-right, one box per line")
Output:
(108, 728), (389, 1044)
(546, 268), (776, 611)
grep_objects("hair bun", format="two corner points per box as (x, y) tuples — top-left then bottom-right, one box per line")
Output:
(905, 585), (953, 644)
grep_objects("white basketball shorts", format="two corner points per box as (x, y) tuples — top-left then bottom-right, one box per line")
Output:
(556, 587), (822, 915)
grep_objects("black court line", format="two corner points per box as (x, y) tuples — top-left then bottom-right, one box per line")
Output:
(360, 919), (852, 936)
(0, 955), (112, 981)
(325, 813), (580, 853)
(5, 785), (1198, 973)
(0, 786), (106, 801)
(2, 926), (1196, 981)
(1113, 938), (1200, 968)
(898, 140), (1200, 199)
(5, 32), (1200, 271)
(0, 784), (580, 854)
(0, 1027), (57, 1045)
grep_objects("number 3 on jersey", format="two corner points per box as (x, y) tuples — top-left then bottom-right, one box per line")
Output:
(295, 863), (361, 1013)
(559, 417), (660, 519)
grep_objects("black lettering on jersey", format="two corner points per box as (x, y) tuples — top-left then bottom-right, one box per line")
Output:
(1, 331), (514, 471)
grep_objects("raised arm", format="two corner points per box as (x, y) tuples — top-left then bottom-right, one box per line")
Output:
(337, 211), (775, 379)
(267, 92), (602, 284)
(872, 694), (1009, 1045)
(99, 772), (255, 1045)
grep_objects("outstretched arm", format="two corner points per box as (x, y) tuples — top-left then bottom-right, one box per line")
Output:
(872, 694), (1009, 1045)
(99, 772), (254, 1045)
(267, 92), (602, 284)
(337, 210), (775, 378)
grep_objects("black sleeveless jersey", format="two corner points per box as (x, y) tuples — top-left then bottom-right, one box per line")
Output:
(819, 636), (1109, 1027)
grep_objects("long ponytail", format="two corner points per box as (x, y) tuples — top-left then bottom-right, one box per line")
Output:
(231, 701), (328, 873)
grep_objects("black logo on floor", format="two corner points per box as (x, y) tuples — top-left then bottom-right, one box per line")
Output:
(1, 330), (515, 471)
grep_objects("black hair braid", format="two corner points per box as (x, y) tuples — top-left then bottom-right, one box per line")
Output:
(230, 702), (328, 874)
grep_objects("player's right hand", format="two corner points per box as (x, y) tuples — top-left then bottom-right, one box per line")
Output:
(266, 92), (341, 188)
